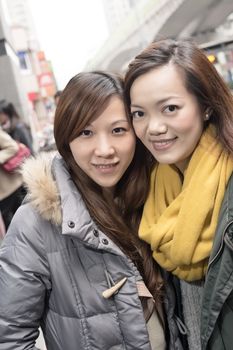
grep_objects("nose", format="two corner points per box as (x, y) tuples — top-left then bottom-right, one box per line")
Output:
(148, 116), (167, 135)
(94, 136), (115, 157)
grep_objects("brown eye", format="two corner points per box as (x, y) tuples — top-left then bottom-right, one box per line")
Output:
(168, 105), (176, 112)
(78, 129), (92, 137)
(164, 105), (177, 113)
(112, 127), (126, 134)
(131, 111), (144, 119)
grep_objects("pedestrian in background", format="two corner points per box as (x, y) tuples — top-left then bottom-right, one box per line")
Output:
(0, 99), (34, 154)
(124, 38), (233, 350)
(0, 71), (171, 350)
(0, 128), (25, 229)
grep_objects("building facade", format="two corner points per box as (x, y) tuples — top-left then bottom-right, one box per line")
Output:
(0, 0), (29, 121)
(88, 0), (233, 83)
(0, 0), (57, 145)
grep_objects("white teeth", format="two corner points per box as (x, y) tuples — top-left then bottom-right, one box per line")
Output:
(154, 139), (176, 145)
(95, 164), (115, 168)
(157, 140), (171, 145)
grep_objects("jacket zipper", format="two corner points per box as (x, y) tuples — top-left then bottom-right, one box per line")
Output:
(207, 220), (233, 273)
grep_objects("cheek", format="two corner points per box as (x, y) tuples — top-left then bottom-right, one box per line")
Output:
(178, 119), (204, 155)
(175, 112), (204, 136)
(127, 134), (136, 155)
(123, 134), (136, 162)
(69, 141), (86, 161)
(132, 121), (145, 140)
(180, 118), (203, 139)
(180, 121), (198, 132)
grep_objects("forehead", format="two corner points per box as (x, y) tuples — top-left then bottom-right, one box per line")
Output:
(91, 96), (128, 125)
(130, 63), (188, 102)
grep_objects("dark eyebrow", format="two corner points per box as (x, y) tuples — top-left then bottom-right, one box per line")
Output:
(131, 96), (182, 109)
(130, 104), (143, 109)
(156, 96), (181, 105)
(88, 119), (129, 128)
(112, 120), (129, 126)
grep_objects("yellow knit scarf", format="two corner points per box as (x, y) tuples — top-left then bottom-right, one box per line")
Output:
(139, 126), (233, 281)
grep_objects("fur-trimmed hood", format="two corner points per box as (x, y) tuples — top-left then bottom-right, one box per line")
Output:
(22, 153), (62, 225)
(21, 153), (100, 244)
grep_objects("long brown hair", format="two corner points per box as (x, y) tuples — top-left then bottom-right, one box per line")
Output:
(54, 71), (162, 306)
(124, 38), (233, 154)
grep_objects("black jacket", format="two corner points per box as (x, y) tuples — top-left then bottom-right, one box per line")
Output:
(201, 174), (233, 349)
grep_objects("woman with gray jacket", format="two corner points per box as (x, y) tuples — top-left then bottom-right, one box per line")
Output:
(0, 72), (179, 350)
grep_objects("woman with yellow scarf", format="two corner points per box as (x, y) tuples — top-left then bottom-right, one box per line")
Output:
(124, 39), (233, 350)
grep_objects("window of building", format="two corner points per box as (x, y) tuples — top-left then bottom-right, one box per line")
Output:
(18, 51), (31, 73)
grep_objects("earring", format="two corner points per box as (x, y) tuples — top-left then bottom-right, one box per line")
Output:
(204, 113), (209, 121)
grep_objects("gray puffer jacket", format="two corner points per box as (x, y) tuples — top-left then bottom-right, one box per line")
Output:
(0, 155), (160, 350)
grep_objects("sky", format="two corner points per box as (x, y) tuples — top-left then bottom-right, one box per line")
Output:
(28, 0), (109, 89)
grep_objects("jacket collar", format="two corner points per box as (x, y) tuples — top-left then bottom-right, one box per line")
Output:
(51, 156), (97, 240)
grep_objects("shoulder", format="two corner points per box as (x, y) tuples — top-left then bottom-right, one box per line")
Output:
(227, 173), (233, 197)
(3, 203), (49, 249)
(14, 122), (28, 132)
(0, 129), (17, 147)
(0, 202), (53, 276)
(219, 173), (233, 222)
(0, 130), (18, 163)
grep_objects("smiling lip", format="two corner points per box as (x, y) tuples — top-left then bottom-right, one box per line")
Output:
(92, 162), (119, 174)
(151, 137), (177, 151)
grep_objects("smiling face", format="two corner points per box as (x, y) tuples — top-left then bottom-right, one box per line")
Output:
(69, 96), (136, 192)
(130, 63), (204, 173)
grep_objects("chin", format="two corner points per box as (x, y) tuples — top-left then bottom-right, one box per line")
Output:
(155, 158), (175, 165)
